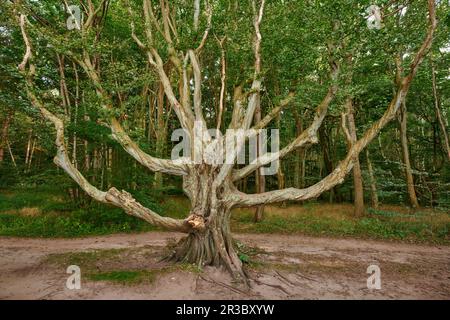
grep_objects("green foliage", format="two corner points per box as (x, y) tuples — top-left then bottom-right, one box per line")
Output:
(0, 188), (160, 237)
(0, 0), (449, 242)
(0, 209), (155, 237)
(0, 186), (72, 211)
(0, 186), (190, 237)
(231, 205), (450, 244)
(87, 270), (157, 284)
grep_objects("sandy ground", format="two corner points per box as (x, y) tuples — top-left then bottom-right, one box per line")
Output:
(0, 232), (449, 300)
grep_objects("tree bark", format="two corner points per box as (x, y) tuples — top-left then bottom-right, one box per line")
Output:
(293, 109), (305, 189)
(167, 169), (247, 283)
(253, 82), (265, 222)
(431, 61), (450, 161)
(0, 112), (13, 164)
(153, 64), (171, 188)
(343, 51), (365, 216)
(168, 206), (245, 282)
(398, 101), (419, 208)
(16, 0), (436, 285)
(319, 124), (342, 203)
(365, 149), (379, 209)
(345, 97), (365, 216)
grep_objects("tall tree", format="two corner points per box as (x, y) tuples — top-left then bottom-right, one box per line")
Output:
(396, 56), (420, 208)
(13, 0), (437, 284)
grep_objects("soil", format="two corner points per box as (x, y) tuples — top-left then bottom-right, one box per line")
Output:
(0, 232), (449, 299)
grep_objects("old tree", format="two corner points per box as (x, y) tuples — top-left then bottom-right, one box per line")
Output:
(9, 0), (440, 283)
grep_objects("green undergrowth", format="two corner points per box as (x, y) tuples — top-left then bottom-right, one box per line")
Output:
(0, 187), (448, 244)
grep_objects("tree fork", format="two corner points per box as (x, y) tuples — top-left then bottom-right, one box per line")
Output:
(167, 207), (248, 285)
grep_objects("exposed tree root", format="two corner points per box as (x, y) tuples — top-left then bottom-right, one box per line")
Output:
(198, 275), (252, 296)
(252, 277), (291, 295)
(295, 271), (319, 282)
(164, 228), (249, 287)
(275, 270), (297, 286)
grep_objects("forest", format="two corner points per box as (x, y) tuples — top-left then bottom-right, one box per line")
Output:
(0, 0), (449, 300)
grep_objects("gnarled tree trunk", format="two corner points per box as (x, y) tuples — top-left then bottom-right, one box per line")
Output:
(15, 0), (436, 286)
(168, 167), (246, 282)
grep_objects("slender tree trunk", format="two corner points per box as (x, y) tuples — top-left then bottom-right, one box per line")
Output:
(293, 109), (304, 188)
(25, 129), (32, 166)
(277, 166), (286, 207)
(275, 114), (286, 207)
(82, 91), (90, 172)
(345, 97), (365, 216)
(253, 90), (265, 222)
(148, 94), (155, 144)
(431, 62), (450, 161)
(0, 112), (13, 164)
(242, 177), (248, 193)
(319, 126), (333, 202)
(365, 149), (379, 209)
(344, 53), (364, 216)
(6, 140), (17, 167)
(28, 138), (35, 171)
(319, 125), (342, 203)
(254, 166), (265, 221)
(398, 101), (419, 208)
(154, 73), (169, 189)
(72, 62), (80, 169)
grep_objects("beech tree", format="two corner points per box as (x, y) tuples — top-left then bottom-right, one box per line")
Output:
(12, 0), (438, 283)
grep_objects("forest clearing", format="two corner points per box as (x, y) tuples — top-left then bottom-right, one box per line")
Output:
(0, 0), (449, 303)
(1, 231), (449, 299)
(1, 190), (449, 299)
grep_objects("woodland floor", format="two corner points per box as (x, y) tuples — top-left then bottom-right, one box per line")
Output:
(0, 232), (449, 299)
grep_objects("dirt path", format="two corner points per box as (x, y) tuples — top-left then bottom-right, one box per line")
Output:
(0, 232), (449, 299)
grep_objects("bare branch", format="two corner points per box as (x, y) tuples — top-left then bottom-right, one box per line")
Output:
(195, 1), (213, 54)
(125, 0), (147, 49)
(74, 55), (188, 176)
(84, 0), (107, 29)
(233, 62), (339, 182)
(150, 48), (195, 131)
(216, 36), (227, 130)
(144, 0), (165, 42)
(18, 14), (190, 232)
(232, 0), (437, 206)
(188, 49), (207, 126)
(252, 92), (295, 130)
(182, 52), (192, 111)
(18, 15), (32, 72)
(216, 0), (266, 185)
(194, 0), (201, 31)
(241, 0), (265, 130)
(127, 1), (194, 132)
(160, 0), (173, 45)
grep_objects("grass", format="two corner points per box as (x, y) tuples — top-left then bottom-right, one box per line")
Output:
(231, 203), (450, 244)
(0, 208), (157, 237)
(45, 247), (200, 285)
(0, 186), (71, 212)
(0, 187), (449, 244)
(87, 270), (157, 284)
(45, 248), (126, 267)
(0, 187), (165, 237)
